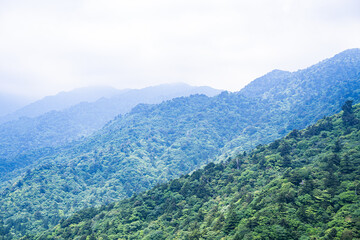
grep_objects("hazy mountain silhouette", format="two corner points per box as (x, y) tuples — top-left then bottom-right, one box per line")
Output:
(0, 92), (33, 117)
(0, 83), (221, 161)
(0, 86), (124, 124)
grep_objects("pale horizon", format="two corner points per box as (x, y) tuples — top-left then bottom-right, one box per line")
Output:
(1, 0), (360, 99)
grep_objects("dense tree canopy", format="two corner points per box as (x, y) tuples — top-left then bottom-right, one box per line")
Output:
(29, 104), (360, 240)
(1, 49), (360, 239)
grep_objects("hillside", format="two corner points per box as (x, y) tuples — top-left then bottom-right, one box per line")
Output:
(32, 102), (360, 240)
(0, 83), (221, 171)
(1, 49), (360, 238)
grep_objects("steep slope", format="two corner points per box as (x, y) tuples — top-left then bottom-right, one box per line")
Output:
(34, 103), (360, 240)
(216, 48), (360, 155)
(1, 49), (360, 238)
(0, 83), (221, 172)
(241, 49), (360, 100)
(241, 48), (360, 126)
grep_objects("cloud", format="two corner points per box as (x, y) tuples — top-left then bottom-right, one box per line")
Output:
(0, 0), (359, 98)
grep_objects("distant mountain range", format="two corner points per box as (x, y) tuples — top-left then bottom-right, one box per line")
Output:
(0, 83), (221, 172)
(0, 92), (33, 117)
(0, 83), (220, 125)
(1, 49), (360, 239)
(0, 86), (124, 123)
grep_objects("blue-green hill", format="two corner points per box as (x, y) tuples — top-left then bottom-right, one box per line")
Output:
(33, 102), (360, 240)
(1, 49), (360, 238)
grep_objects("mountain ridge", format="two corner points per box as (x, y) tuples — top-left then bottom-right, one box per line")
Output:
(0, 86), (124, 124)
(0, 93), (33, 117)
(1, 49), (360, 238)
(0, 83), (222, 166)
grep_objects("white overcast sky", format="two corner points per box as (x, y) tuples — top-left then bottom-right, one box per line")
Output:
(0, 0), (360, 99)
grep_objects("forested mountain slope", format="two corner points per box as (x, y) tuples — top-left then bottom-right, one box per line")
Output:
(1, 49), (360, 238)
(226, 48), (360, 152)
(0, 83), (221, 172)
(34, 102), (360, 240)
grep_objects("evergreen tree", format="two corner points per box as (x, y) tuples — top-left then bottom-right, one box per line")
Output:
(224, 205), (239, 234)
(342, 100), (358, 126)
(340, 154), (354, 174)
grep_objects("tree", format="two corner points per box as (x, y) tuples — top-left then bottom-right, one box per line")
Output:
(340, 155), (354, 174)
(224, 205), (239, 233)
(342, 100), (357, 126)
(281, 156), (291, 167)
(342, 100), (354, 114)
(333, 140), (342, 153)
(279, 142), (291, 157)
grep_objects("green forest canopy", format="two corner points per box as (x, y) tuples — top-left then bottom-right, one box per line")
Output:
(27, 102), (360, 240)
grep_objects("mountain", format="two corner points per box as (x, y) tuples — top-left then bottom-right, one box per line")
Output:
(1, 49), (360, 238)
(64, 82), (222, 131)
(32, 102), (360, 240)
(218, 48), (360, 154)
(0, 83), (222, 166)
(0, 92), (33, 117)
(0, 84), (221, 125)
(241, 48), (360, 100)
(0, 86), (123, 124)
